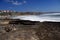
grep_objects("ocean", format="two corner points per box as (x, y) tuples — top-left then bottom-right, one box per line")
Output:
(11, 13), (60, 22)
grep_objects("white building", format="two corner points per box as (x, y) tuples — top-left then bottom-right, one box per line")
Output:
(0, 10), (14, 13)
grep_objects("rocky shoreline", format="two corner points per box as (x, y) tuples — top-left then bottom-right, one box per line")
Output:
(0, 19), (60, 40)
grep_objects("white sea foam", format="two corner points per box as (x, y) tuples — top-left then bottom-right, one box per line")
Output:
(11, 13), (60, 22)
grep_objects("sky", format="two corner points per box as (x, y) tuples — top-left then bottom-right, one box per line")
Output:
(0, 0), (60, 12)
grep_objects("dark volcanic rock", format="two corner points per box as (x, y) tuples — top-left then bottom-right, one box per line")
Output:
(9, 20), (40, 25)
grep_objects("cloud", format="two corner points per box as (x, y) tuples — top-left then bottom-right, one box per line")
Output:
(23, 1), (27, 3)
(12, 1), (22, 5)
(6, 0), (27, 5)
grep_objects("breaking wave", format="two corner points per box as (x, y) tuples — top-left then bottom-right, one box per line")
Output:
(11, 13), (60, 22)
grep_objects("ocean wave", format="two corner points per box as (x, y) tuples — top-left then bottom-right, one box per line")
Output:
(11, 13), (60, 22)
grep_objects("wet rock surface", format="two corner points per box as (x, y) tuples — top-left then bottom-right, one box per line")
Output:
(0, 21), (60, 40)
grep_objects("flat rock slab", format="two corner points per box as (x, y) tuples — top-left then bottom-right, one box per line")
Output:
(0, 22), (60, 40)
(0, 28), (39, 40)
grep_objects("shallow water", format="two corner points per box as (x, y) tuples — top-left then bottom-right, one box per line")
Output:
(11, 13), (60, 22)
